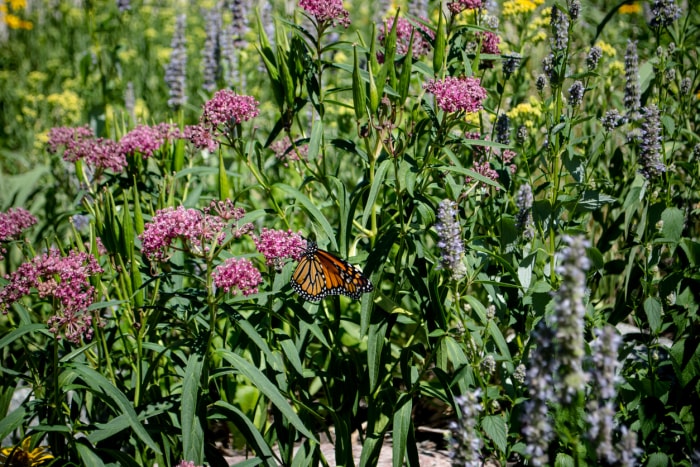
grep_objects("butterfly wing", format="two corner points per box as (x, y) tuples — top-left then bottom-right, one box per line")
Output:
(291, 242), (373, 302)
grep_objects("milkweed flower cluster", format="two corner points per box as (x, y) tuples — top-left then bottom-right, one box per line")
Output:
(448, 0), (482, 14)
(424, 77), (487, 114)
(298, 0), (350, 28)
(378, 17), (434, 60)
(447, 390), (483, 466)
(141, 206), (219, 261)
(213, 257), (262, 296)
(475, 31), (500, 55)
(200, 89), (260, 139)
(253, 229), (306, 266)
(0, 207), (37, 259)
(435, 200), (466, 281)
(183, 124), (220, 152)
(140, 201), (253, 262)
(0, 249), (102, 344)
(118, 123), (181, 159)
(47, 126), (125, 173)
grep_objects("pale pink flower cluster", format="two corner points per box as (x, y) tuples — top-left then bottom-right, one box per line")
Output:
(378, 17), (434, 61)
(253, 229), (306, 266)
(0, 248), (102, 344)
(140, 201), (253, 262)
(476, 31), (501, 55)
(213, 257), (262, 296)
(467, 159), (500, 189)
(299, 0), (350, 27)
(175, 461), (202, 467)
(0, 207), (37, 259)
(140, 206), (223, 261)
(270, 136), (308, 167)
(200, 90), (259, 139)
(184, 124), (219, 152)
(424, 77), (487, 113)
(118, 123), (181, 159)
(48, 126), (126, 172)
(205, 199), (254, 238)
(448, 0), (482, 14)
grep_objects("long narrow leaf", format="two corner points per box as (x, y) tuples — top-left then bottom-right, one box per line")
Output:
(216, 349), (317, 441)
(182, 352), (205, 464)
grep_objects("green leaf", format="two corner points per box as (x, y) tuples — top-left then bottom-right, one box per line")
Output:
(0, 406), (25, 441)
(273, 183), (336, 250)
(76, 442), (107, 467)
(182, 352), (205, 465)
(518, 253), (536, 291)
(68, 365), (161, 453)
(216, 349), (317, 441)
(575, 190), (616, 212)
(218, 150), (231, 200)
(554, 452), (575, 467)
(368, 320), (387, 393)
(212, 400), (275, 464)
(0, 324), (47, 350)
(660, 207), (684, 243)
(646, 452), (670, 467)
(362, 158), (390, 229)
(392, 396), (412, 467)
(643, 297), (662, 334)
(482, 414), (507, 453)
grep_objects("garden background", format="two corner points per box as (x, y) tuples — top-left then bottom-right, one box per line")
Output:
(1, 0), (699, 465)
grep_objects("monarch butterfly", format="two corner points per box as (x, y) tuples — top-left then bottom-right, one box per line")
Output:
(291, 240), (373, 302)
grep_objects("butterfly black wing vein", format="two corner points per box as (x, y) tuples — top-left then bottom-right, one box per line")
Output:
(291, 241), (373, 302)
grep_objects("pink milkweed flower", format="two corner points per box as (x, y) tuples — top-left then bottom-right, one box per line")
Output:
(253, 229), (306, 266)
(0, 207), (37, 260)
(48, 126), (126, 173)
(0, 248), (103, 344)
(299, 0), (350, 28)
(118, 123), (182, 159)
(213, 257), (262, 296)
(424, 76), (487, 113)
(200, 90), (259, 140)
(448, 0), (482, 14)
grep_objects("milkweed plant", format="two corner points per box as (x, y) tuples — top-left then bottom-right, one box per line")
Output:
(0, 0), (699, 465)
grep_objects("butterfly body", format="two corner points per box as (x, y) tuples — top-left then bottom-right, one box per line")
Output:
(291, 241), (373, 302)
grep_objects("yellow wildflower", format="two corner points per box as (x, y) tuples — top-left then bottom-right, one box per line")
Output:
(527, 13), (550, 43)
(0, 438), (54, 466)
(9, 0), (27, 9)
(464, 111), (481, 126)
(507, 98), (542, 129)
(619, 2), (641, 14)
(595, 41), (617, 58)
(503, 0), (544, 17)
(46, 90), (83, 125)
(4, 12), (32, 29)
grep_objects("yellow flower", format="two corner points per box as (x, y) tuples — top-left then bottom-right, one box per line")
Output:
(46, 90), (83, 125)
(595, 41), (617, 58)
(527, 13), (550, 43)
(507, 98), (542, 128)
(503, 0), (544, 17)
(463, 111), (481, 126)
(619, 2), (641, 14)
(4, 12), (32, 29)
(9, 0), (27, 10)
(0, 438), (54, 466)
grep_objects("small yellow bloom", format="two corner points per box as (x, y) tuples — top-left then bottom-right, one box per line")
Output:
(46, 90), (83, 125)
(0, 438), (54, 466)
(595, 41), (617, 58)
(619, 2), (642, 14)
(4, 12), (32, 29)
(463, 111), (481, 126)
(9, 0), (27, 10)
(503, 0), (544, 16)
(507, 98), (542, 129)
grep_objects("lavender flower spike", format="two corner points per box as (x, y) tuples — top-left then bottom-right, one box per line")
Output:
(436, 199), (467, 280)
